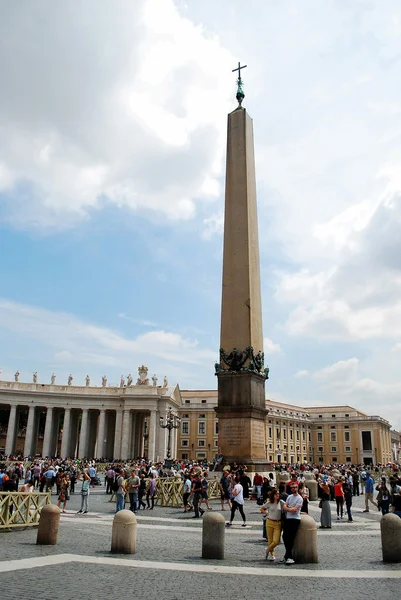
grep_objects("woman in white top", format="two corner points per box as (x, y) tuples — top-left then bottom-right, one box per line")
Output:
(226, 476), (246, 527)
(261, 489), (284, 561)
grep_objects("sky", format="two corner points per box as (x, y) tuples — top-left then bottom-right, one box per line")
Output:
(1, 0), (401, 427)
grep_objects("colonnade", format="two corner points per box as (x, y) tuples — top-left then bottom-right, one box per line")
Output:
(1, 403), (174, 461)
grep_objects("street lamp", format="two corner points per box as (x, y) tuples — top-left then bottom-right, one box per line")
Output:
(159, 407), (181, 466)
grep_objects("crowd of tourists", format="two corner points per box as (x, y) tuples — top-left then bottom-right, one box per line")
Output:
(2, 456), (401, 566)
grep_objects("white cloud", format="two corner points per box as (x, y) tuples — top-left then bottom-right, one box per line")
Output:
(0, 0), (235, 230)
(263, 337), (281, 355)
(295, 370), (309, 378)
(0, 298), (216, 386)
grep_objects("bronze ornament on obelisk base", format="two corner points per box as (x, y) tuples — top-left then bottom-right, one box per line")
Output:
(215, 64), (270, 470)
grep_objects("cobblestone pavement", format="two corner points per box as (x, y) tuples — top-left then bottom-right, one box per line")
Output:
(0, 488), (399, 600)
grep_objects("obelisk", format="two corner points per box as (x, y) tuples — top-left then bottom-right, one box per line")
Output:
(215, 63), (269, 469)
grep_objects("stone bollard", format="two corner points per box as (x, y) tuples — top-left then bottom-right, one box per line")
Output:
(37, 504), (61, 545)
(278, 472), (290, 483)
(293, 514), (318, 564)
(202, 512), (225, 559)
(307, 480), (318, 501)
(111, 509), (137, 554)
(381, 513), (401, 562)
(304, 472), (315, 481)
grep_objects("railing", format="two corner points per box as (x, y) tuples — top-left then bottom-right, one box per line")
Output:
(110, 477), (221, 507)
(0, 492), (51, 529)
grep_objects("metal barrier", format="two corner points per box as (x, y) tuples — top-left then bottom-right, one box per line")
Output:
(0, 492), (51, 529)
(109, 478), (221, 507)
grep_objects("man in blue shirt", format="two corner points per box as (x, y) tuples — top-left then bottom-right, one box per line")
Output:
(363, 472), (378, 512)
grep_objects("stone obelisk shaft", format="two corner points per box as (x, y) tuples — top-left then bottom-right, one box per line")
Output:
(216, 106), (267, 468)
(220, 107), (263, 353)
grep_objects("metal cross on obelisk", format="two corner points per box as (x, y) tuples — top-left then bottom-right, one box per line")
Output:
(232, 61), (247, 106)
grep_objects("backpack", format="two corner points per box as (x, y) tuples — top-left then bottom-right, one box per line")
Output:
(112, 477), (120, 493)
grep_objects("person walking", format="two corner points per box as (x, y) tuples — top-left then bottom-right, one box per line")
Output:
(138, 474), (147, 510)
(343, 480), (353, 522)
(77, 470), (91, 514)
(298, 482), (309, 514)
(319, 476), (332, 529)
(183, 474), (192, 513)
(334, 477), (345, 520)
(191, 473), (204, 519)
(219, 470), (232, 511)
(376, 476), (391, 516)
(363, 472), (378, 513)
(281, 482), (303, 564)
(146, 473), (157, 510)
(115, 469), (126, 513)
(261, 489), (284, 561)
(57, 473), (70, 513)
(126, 469), (140, 513)
(226, 476), (246, 528)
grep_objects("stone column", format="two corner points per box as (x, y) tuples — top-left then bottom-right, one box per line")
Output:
(147, 410), (157, 462)
(42, 407), (54, 458)
(5, 404), (18, 456)
(130, 413), (138, 459)
(60, 408), (71, 459)
(138, 415), (145, 458)
(24, 406), (36, 456)
(120, 410), (131, 460)
(78, 409), (89, 458)
(96, 410), (106, 459)
(113, 410), (123, 459)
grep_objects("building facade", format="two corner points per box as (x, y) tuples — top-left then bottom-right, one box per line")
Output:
(0, 376), (393, 465)
(178, 391), (392, 465)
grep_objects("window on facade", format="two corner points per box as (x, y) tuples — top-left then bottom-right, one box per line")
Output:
(181, 440), (189, 447)
(268, 427), (272, 438)
(308, 432), (311, 442)
(309, 456), (312, 462)
(214, 440), (218, 447)
(283, 429), (287, 439)
(296, 430), (299, 441)
(290, 430), (293, 440)
(182, 453), (188, 459)
(196, 452), (206, 459)
(198, 422), (206, 435)
(345, 446), (351, 452)
(214, 422), (219, 435)
(344, 425), (349, 429)
(276, 428), (280, 438)
(182, 422), (189, 435)
(332, 457), (337, 462)
(199, 414), (206, 418)
(345, 414), (349, 417)
(331, 446), (337, 452)
(332, 414), (336, 418)
(330, 432), (336, 442)
(319, 457), (324, 462)
(344, 431), (350, 442)
(302, 431), (306, 441)
(185, 400), (190, 404)
(330, 425), (336, 429)
(317, 426), (322, 429)
(318, 446), (323, 452)
(346, 456), (351, 462)
(362, 431), (372, 451)
(269, 456), (273, 461)
(201, 399), (206, 404)
(269, 443), (272, 449)
(317, 432), (323, 442)
(198, 440), (205, 447)
(319, 415), (322, 418)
